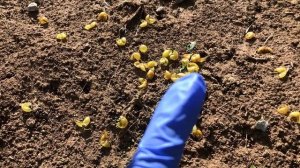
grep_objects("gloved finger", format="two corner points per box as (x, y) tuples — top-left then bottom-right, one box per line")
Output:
(129, 73), (206, 168)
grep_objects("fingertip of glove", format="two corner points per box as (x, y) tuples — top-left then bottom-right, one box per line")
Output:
(178, 73), (207, 93)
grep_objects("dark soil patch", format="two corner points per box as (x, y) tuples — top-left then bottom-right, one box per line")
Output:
(0, 0), (299, 167)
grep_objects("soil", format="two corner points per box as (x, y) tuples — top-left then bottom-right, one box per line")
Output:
(0, 0), (300, 167)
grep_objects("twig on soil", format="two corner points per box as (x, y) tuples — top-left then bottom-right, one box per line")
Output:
(103, 1), (110, 7)
(79, 82), (88, 94)
(87, 45), (92, 54)
(127, 119), (140, 132)
(119, 26), (127, 37)
(245, 55), (272, 62)
(135, 28), (140, 36)
(285, 62), (294, 70)
(216, 103), (228, 112)
(245, 133), (248, 148)
(124, 6), (145, 30)
(245, 23), (254, 33)
(263, 33), (274, 45)
(106, 63), (122, 88)
(201, 69), (222, 84)
(123, 90), (144, 115)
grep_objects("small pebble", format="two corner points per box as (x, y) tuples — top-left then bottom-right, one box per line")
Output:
(28, 2), (39, 12)
(156, 6), (165, 13)
(26, 118), (36, 127)
(141, 0), (149, 4)
(34, 0), (42, 4)
(295, 14), (300, 21)
(176, 0), (185, 3)
(290, 0), (299, 4)
(254, 119), (269, 132)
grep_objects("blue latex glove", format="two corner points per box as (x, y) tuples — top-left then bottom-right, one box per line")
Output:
(129, 73), (206, 168)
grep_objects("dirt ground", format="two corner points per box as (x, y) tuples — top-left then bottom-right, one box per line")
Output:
(0, 0), (299, 167)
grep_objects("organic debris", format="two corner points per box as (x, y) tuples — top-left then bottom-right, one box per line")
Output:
(186, 41), (197, 52)
(28, 2), (38, 12)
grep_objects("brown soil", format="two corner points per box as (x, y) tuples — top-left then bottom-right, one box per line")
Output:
(1, 0), (299, 167)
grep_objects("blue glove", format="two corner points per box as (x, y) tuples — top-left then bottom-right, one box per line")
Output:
(128, 73), (206, 168)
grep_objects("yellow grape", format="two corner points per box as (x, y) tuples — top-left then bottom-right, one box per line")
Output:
(187, 63), (200, 72)
(275, 67), (287, 73)
(171, 73), (179, 82)
(84, 21), (97, 30)
(192, 125), (203, 138)
(75, 116), (91, 127)
(257, 46), (272, 54)
(169, 50), (179, 60)
(147, 68), (155, 79)
(138, 78), (147, 89)
(145, 15), (156, 24)
(100, 131), (111, 148)
(245, 32), (255, 40)
(139, 44), (148, 53)
(97, 12), (108, 22)
(140, 20), (148, 28)
(147, 61), (158, 69)
(130, 52), (141, 61)
(116, 116), (128, 129)
(159, 57), (169, 66)
(274, 67), (288, 79)
(38, 16), (49, 25)
(287, 111), (300, 123)
(162, 49), (172, 58)
(183, 54), (191, 59)
(164, 71), (172, 80)
(277, 104), (289, 115)
(278, 70), (288, 79)
(191, 54), (201, 63)
(134, 61), (147, 71)
(134, 61), (140, 68)
(199, 57), (207, 63)
(116, 37), (126, 46)
(20, 102), (32, 113)
(181, 58), (189, 66)
(177, 72), (188, 78)
(140, 64), (147, 71)
(56, 32), (67, 40)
